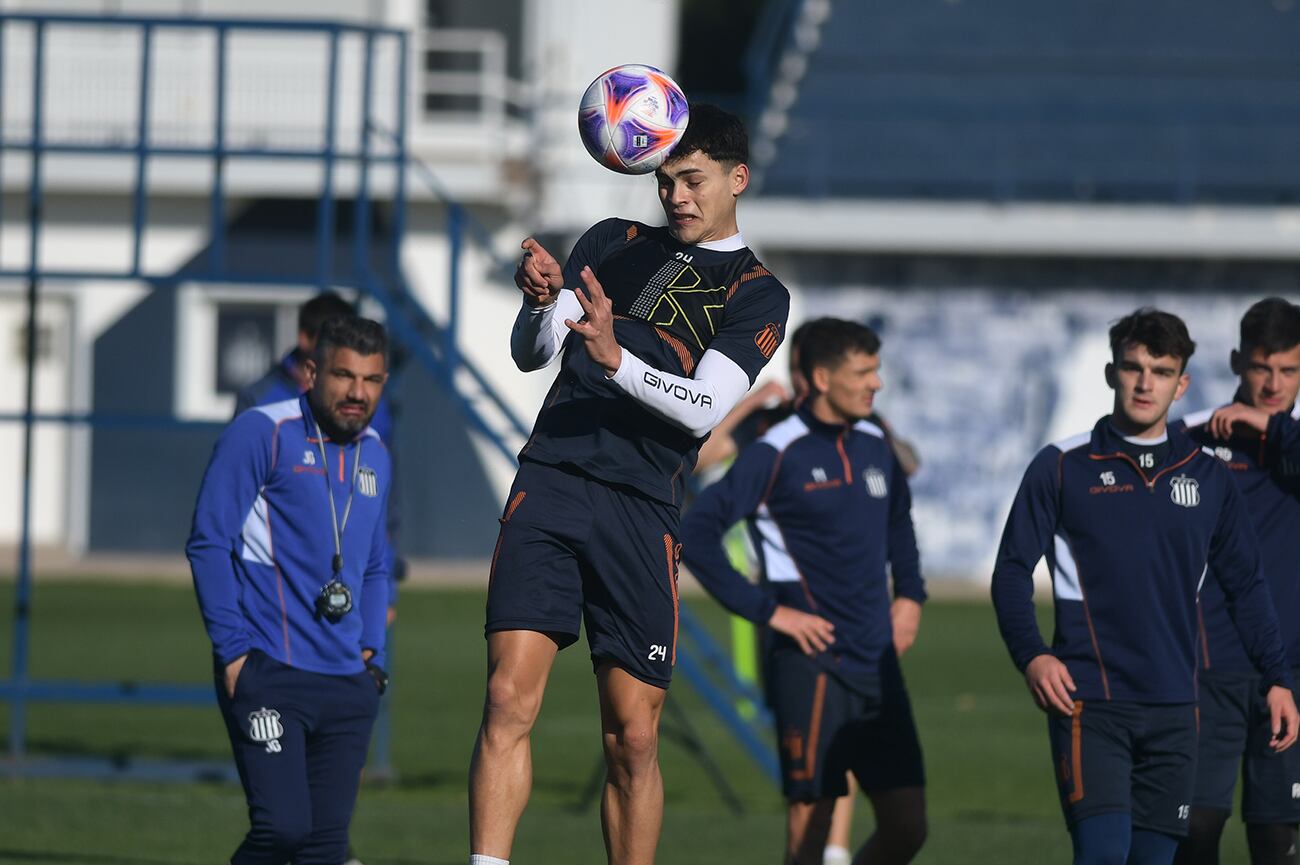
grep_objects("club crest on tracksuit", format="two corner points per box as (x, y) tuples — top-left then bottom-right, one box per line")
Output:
(863, 467), (888, 499)
(248, 707), (284, 753)
(357, 467), (378, 498)
(1170, 475), (1200, 508)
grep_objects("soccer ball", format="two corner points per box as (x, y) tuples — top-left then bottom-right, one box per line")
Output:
(578, 64), (690, 175)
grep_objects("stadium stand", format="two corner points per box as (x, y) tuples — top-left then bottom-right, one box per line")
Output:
(751, 0), (1300, 203)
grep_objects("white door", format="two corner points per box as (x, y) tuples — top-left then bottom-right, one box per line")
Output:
(0, 292), (71, 545)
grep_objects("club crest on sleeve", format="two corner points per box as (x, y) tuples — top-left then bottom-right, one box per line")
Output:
(864, 467), (888, 498)
(248, 707), (284, 753)
(357, 467), (378, 498)
(754, 323), (781, 359)
(302, 450), (316, 466)
(1169, 475), (1200, 508)
(1213, 446), (1233, 462)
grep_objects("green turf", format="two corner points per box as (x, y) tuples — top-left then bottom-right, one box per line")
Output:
(0, 582), (1251, 864)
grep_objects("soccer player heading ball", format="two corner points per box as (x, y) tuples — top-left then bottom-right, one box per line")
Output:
(468, 104), (790, 865)
(992, 308), (1300, 865)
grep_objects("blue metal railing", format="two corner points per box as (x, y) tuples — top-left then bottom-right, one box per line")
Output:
(0, 11), (779, 791)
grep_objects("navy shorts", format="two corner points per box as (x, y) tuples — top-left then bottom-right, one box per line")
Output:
(1193, 668), (1300, 823)
(766, 646), (925, 802)
(1048, 700), (1198, 836)
(485, 460), (681, 689)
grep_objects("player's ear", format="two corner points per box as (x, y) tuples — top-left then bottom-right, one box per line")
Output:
(1229, 349), (1243, 376)
(1104, 362), (1117, 390)
(811, 365), (831, 394)
(303, 356), (318, 388)
(1174, 371), (1191, 402)
(731, 162), (749, 197)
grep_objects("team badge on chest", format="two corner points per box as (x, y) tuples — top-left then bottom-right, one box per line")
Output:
(357, 466), (378, 498)
(248, 707), (284, 753)
(864, 467), (888, 499)
(1169, 475), (1200, 508)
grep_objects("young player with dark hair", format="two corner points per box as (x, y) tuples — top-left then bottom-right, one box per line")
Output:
(1175, 297), (1300, 865)
(188, 315), (392, 865)
(468, 103), (790, 865)
(992, 307), (1299, 865)
(681, 318), (927, 865)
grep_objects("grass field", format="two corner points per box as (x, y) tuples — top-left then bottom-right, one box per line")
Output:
(0, 582), (1253, 864)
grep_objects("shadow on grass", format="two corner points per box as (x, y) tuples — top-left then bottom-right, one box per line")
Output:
(0, 850), (435, 865)
(0, 849), (201, 865)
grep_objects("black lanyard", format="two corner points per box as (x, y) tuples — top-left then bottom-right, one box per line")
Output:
(314, 421), (363, 576)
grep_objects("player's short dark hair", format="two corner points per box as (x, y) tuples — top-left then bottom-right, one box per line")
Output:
(1240, 297), (1300, 356)
(299, 292), (356, 339)
(798, 318), (882, 387)
(666, 103), (748, 167)
(315, 315), (388, 364)
(1109, 308), (1196, 372)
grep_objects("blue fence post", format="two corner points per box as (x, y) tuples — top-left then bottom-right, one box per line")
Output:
(209, 25), (226, 274)
(446, 202), (462, 387)
(131, 23), (153, 277)
(390, 31), (409, 287)
(353, 30), (374, 284)
(11, 17), (46, 764)
(317, 28), (339, 291)
(0, 17), (6, 246)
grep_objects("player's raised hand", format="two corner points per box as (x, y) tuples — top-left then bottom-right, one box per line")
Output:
(891, 597), (923, 656)
(1266, 685), (1300, 752)
(565, 265), (623, 375)
(1024, 653), (1076, 715)
(1209, 402), (1270, 440)
(515, 238), (564, 308)
(768, 605), (836, 656)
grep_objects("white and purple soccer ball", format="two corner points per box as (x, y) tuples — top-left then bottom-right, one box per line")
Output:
(578, 64), (690, 175)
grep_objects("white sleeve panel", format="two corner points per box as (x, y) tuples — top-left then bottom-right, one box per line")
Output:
(609, 348), (753, 438)
(509, 291), (584, 371)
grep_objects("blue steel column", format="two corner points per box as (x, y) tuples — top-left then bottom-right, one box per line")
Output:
(390, 31), (408, 286)
(353, 31), (374, 280)
(0, 18), (6, 243)
(446, 202), (461, 386)
(12, 19), (46, 762)
(317, 29), (339, 291)
(209, 26), (226, 274)
(131, 24), (153, 276)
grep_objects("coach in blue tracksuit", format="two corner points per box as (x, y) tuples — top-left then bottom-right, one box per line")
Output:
(1175, 297), (1300, 865)
(188, 315), (392, 865)
(682, 318), (928, 865)
(993, 308), (1300, 865)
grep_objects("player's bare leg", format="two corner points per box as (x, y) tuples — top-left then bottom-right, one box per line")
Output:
(597, 663), (667, 865)
(469, 629), (561, 859)
(823, 774), (858, 865)
(786, 799), (836, 865)
(852, 787), (926, 865)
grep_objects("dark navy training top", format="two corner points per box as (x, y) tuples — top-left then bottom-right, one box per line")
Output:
(992, 416), (1291, 704)
(519, 218), (790, 507)
(680, 405), (925, 688)
(1182, 398), (1300, 674)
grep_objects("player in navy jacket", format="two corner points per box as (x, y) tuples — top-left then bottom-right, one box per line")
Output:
(188, 316), (391, 865)
(469, 105), (789, 865)
(992, 308), (1299, 865)
(682, 318), (928, 865)
(1175, 298), (1300, 865)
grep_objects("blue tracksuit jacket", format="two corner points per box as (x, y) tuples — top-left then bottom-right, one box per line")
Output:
(680, 406), (925, 686)
(992, 416), (1291, 704)
(187, 395), (391, 674)
(1182, 398), (1300, 674)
